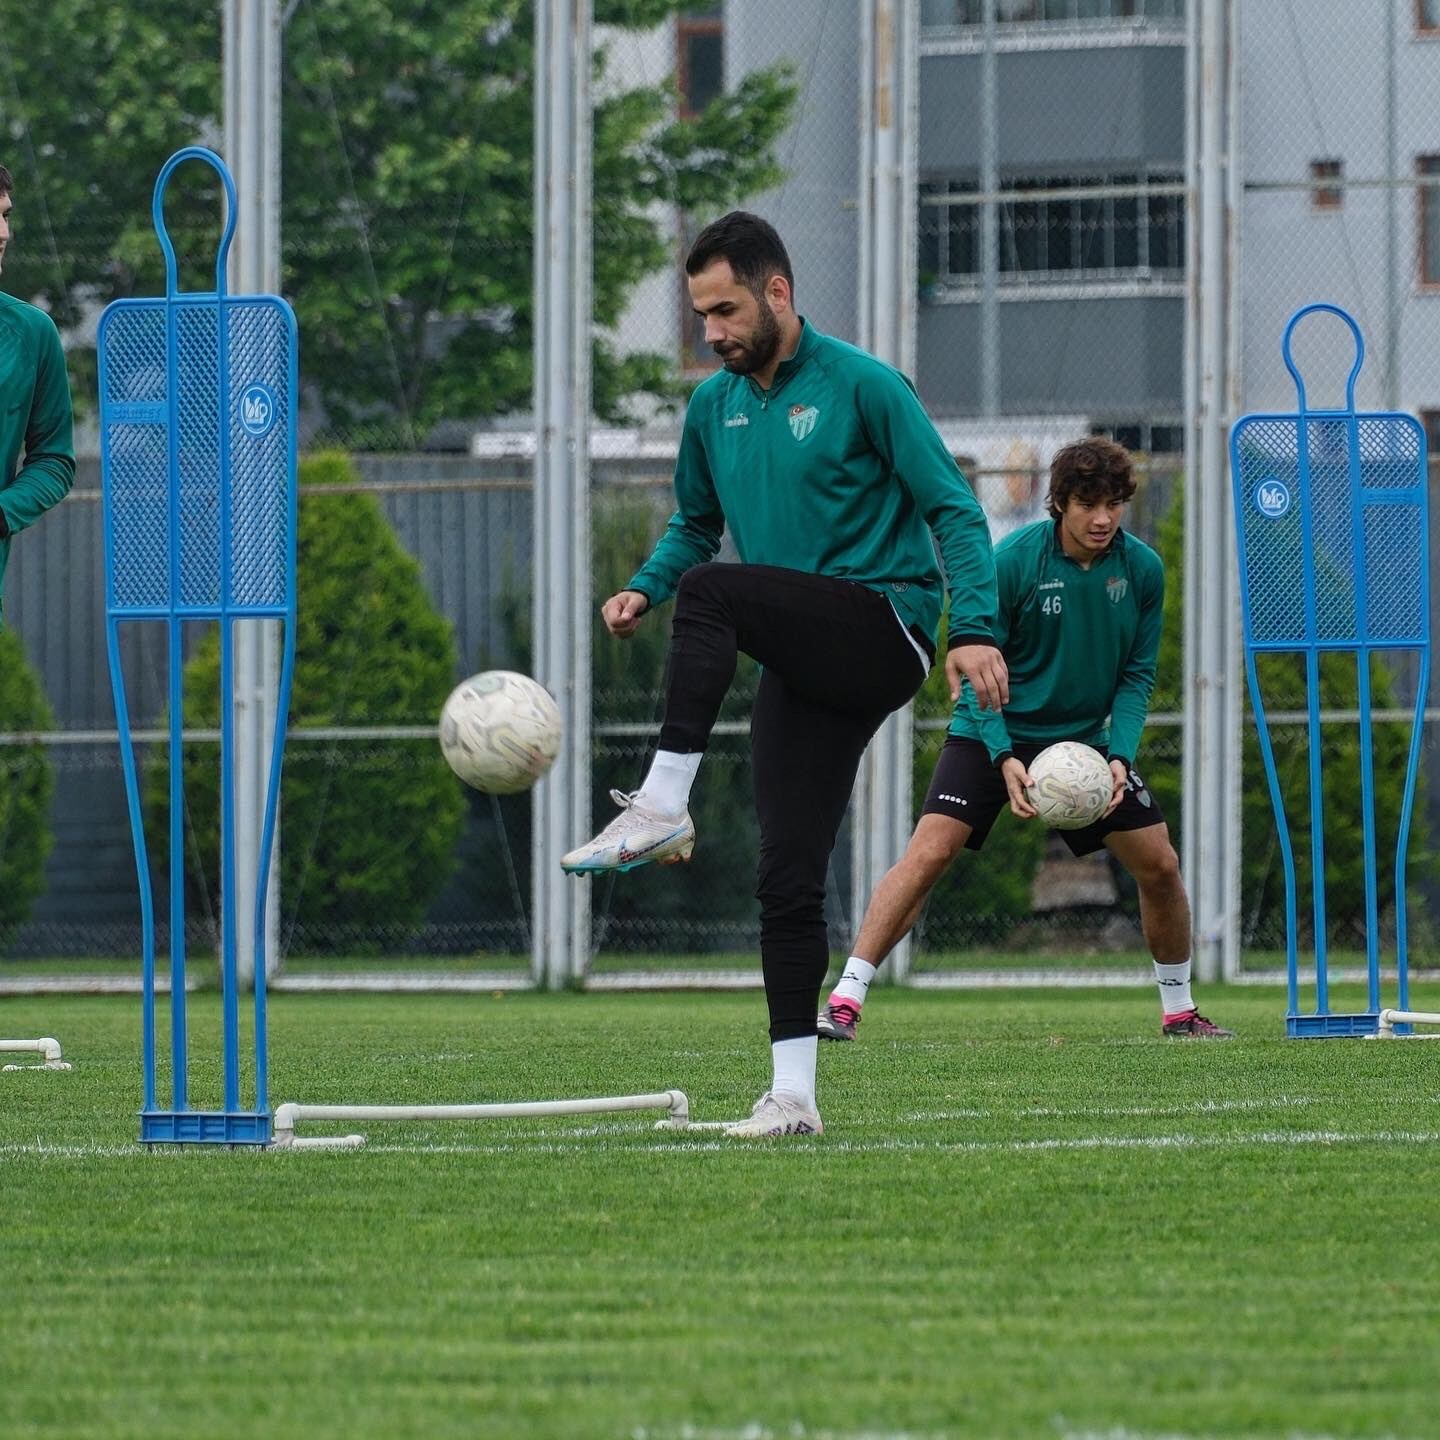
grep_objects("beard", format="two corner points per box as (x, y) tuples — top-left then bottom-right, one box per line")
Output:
(713, 298), (783, 375)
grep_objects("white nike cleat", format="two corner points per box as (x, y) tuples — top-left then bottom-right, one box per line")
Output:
(560, 789), (696, 874)
(723, 1090), (824, 1139)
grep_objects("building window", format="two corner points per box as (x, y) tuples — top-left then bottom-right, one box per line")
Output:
(920, 180), (980, 288)
(677, 5), (723, 119)
(920, 171), (1183, 289)
(1420, 411), (1440, 465)
(1310, 159), (1344, 210)
(921, 0), (1183, 26)
(1420, 156), (1440, 285)
(1145, 179), (1183, 268)
(1419, 1), (1440, 35)
(1090, 419), (1184, 455)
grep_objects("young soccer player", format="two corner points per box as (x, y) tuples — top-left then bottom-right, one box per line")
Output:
(0, 164), (75, 624)
(819, 436), (1233, 1042)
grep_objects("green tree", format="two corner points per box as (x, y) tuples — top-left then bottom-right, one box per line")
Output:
(2, 1), (796, 432)
(0, 628), (56, 948)
(144, 451), (465, 952)
(1148, 486), (1428, 949)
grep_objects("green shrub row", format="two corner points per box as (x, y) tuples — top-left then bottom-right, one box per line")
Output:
(0, 626), (55, 949)
(143, 452), (465, 953)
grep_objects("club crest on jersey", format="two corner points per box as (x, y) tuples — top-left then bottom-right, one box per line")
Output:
(788, 404), (819, 441)
(1106, 576), (1129, 605)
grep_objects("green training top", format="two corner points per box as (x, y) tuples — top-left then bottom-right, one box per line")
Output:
(627, 320), (996, 650)
(951, 516), (1165, 766)
(0, 292), (75, 617)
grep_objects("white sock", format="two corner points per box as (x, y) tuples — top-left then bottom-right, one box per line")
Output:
(830, 957), (878, 1009)
(636, 749), (701, 817)
(1154, 960), (1194, 1017)
(771, 1035), (817, 1108)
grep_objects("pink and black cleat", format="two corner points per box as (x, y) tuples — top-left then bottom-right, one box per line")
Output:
(817, 1000), (861, 1042)
(1162, 1009), (1235, 1039)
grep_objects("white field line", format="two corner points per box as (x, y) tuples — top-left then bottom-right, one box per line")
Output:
(630, 1425), (1404, 1440)
(901, 1095), (1361, 1122)
(1057, 1429), (1399, 1440)
(631, 1427), (953, 1440)
(632, 1427), (951, 1440)
(359, 1128), (1440, 1157)
(6, 1128), (1440, 1161)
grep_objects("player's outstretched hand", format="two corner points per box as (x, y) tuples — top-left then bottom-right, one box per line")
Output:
(1102, 759), (1128, 817)
(602, 589), (650, 638)
(947, 643), (1009, 710)
(1001, 757), (1038, 819)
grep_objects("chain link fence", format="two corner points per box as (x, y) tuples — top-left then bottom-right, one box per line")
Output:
(2, 2), (1438, 984)
(901, 0), (1188, 978)
(1233, 1), (1440, 974)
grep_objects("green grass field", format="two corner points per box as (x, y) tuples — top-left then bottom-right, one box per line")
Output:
(3, 987), (1438, 1440)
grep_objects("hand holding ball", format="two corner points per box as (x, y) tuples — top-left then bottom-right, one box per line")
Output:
(1023, 741), (1114, 829)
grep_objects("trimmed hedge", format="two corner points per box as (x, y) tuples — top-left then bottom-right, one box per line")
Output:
(0, 626), (56, 948)
(143, 451), (465, 952)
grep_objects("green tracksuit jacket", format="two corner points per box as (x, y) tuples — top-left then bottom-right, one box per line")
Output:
(0, 292), (75, 619)
(952, 517), (1165, 767)
(627, 320), (997, 651)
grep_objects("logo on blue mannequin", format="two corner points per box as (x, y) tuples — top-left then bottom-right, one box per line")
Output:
(239, 383), (278, 438)
(1254, 478), (1290, 519)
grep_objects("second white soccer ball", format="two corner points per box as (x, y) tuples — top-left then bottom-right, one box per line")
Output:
(1024, 741), (1114, 830)
(438, 670), (562, 794)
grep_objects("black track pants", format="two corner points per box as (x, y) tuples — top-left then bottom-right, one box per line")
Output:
(657, 563), (928, 1041)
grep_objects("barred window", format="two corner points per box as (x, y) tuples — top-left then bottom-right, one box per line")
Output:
(921, 0), (1184, 27)
(677, 5), (723, 119)
(1310, 159), (1344, 211)
(919, 179), (980, 285)
(920, 171), (1184, 288)
(1420, 155), (1440, 286)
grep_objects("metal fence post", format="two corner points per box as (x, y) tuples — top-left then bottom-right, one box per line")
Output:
(533, 0), (594, 988)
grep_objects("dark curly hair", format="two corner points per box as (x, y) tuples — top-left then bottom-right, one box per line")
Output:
(1046, 436), (1136, 518)
(685, 211), (794, 303)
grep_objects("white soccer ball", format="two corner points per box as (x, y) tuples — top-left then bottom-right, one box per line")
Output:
(438, 670), (562, 794)
(1024, 741), (1114, 830)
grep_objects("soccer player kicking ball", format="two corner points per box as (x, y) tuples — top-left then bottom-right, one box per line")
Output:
(818, 436), (1233, 1043)
(561, 211), (1006, 1138)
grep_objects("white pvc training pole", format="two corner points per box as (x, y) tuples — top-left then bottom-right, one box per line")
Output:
(532, 0), (594, 989)
(270, 1089), (690, 1148)
(1377, 1010), (1440, 1038)
(852, 0), (919, 982)
(0, 1038), (71, 1071)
